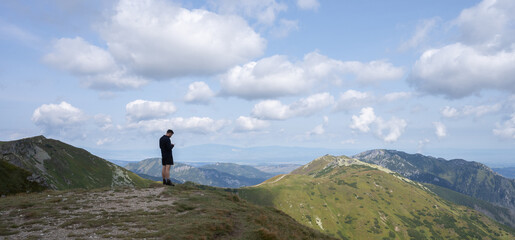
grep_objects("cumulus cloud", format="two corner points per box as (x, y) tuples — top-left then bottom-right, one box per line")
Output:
(102, 0), (265, 80)
(335, 90), (374, 111)
(433, 121), (447, 138)
(349, 107), (376, 133)
(44, 37), (147, 90)
(44, 0), (265, 90)
(335, 90), (412, 111)
(208, 0), (287, 25)
(127, 117), (228, 134)
(408, 43), (515, 98)
(184, 81), (215, 104)
(234, 116), (270, 132)
(307, 116), (329, 135)
(408, 0), (515, 98)
(440, 104), (501, 118)
(252, 93), (334, 120)
(94, 114), (114, 131)
(221, 51), (403, 99)
(32, 101), (87, 138)
(349, 107), (407, 142)
(125, 100), (176, 122)
(297, 0), (320, 11)
(375, 117), (407, 143)
(493, 113), (515, 139)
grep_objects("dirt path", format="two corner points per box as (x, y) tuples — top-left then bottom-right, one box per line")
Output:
(0, 186), (176, 239)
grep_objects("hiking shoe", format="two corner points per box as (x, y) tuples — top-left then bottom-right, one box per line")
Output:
(163, 179), (166, 185)
(166, 179), (175, 186)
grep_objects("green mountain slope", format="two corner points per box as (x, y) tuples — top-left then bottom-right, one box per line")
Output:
(423, 183), (515, 228)
(353, 150), (515, 214)
(126, 158), (268, 188)
(239, 155), (515, 239)
(0, 183), (335, 239)
(0, 136), (152, 195)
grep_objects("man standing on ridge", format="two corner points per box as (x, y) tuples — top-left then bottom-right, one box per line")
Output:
(159, 129), (175, 186)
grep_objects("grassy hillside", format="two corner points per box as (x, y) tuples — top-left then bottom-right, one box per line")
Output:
(354, 150), (515, 211)
(0, 136), (152, 194)
(239, 155), (515, 239)
(0, 160), (47, 195)
(424, 183), (515, 228)
(0, 183), (335, 239)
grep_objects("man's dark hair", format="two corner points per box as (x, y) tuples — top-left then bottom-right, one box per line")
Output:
(167, 129), (174, 134)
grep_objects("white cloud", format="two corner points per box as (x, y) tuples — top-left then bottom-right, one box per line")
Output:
(349, 107), (376, 133)
(32, 102), (87, 138)
(184, 81), (215, 104)
(441, 104), (501, 118)
(375, 117), (407, 143)
(335, 90), (374, 111)
(234, 116), (270, 132)
(382, 92), (413, 102)
(493, 113), (515, 139)
(125, 100), (176, 122)
(94, 114), (113, 131)
(297, 0), (320, 11)
(399, 17), (439, 51)
(208, 0), (287, 25)
(252, 93), (334, 120)
(335, 90), (412, 111)
(408, 0), (515, 98)
(43, 37), (147, 90)
(455, 0), (515, 49)
(433, 121), (447, 138)
(307, 116), (329, 135)
(350, 107), (407, 142)
(102, 0), (266, 79)
(270, 19), (299, 38)
(408, 43), (515, 98)
(127, 117), (227, 134)
(221, 51), (403, 99)
(441, 106), (459, 118)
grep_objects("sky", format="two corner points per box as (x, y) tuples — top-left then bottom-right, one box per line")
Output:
(1, 0), (515, 166)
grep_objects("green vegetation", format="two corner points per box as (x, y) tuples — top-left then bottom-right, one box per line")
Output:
(0, 136), (153, 195)
(0, 183), (335, 239)
(353, 149), (515, 212)
(0, 160), (46, 195)
(424, 183), (515, 230)
(239, 155), (515, 239)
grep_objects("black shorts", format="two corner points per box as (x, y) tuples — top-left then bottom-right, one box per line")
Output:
(162, 156), (173, 166)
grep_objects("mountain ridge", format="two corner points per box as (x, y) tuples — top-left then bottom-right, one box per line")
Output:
(0, 136), (152, 195)
(240, 154), (515, 239)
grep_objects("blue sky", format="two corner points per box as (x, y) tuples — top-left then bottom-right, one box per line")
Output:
(1, 0), (515, 165)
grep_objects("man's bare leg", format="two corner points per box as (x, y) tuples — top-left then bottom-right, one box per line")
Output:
(165, 165), (171, 179)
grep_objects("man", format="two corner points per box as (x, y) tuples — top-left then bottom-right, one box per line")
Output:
(159, 129), (175, 186)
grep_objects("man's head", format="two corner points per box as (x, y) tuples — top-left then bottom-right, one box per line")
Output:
(166, 129), (174, 137)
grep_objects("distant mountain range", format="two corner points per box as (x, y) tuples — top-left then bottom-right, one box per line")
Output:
(0, 136), (152, 195)
(493, 167), (515, 179)
(240, 155), (515, 239)
(125, 158), (276, 188)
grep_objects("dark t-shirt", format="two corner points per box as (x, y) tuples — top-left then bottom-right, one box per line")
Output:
(159, 135), (174, 165)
